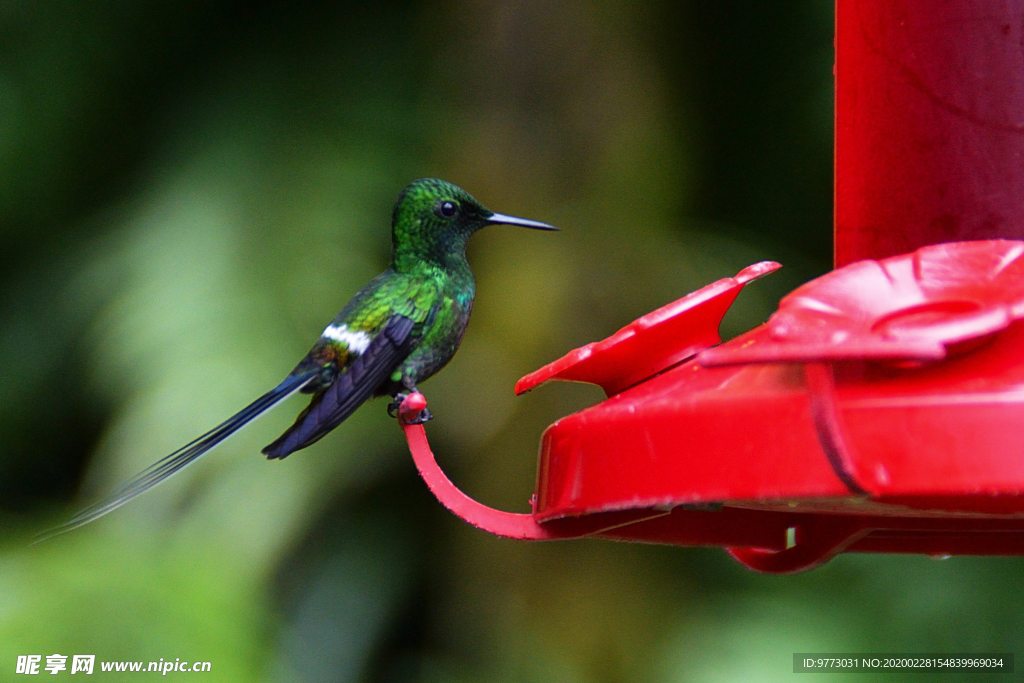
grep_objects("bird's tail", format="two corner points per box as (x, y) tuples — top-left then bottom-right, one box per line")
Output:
(35, 371), (316, 543)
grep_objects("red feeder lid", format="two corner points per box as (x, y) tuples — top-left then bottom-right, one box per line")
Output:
(400, 241), (1024, 573)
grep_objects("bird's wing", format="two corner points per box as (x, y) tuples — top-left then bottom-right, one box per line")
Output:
(261, 313), (420, 459)
(36, 370), (317, 543)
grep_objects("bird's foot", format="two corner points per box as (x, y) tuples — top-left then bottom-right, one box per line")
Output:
(388, 392), (433, 424)
(386, 393), (406, 419)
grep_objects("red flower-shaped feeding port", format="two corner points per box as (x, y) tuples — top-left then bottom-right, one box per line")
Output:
(399, 240), (1024, 572)
(702, 241), (1024, 366)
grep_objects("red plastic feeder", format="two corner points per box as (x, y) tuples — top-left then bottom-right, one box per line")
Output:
(399, 1), (1024, 572)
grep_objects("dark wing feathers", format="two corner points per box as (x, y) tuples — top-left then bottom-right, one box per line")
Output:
(261, 314), (417, 459)
(36, 371), (316, 543)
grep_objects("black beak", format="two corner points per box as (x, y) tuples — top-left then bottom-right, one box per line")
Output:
(486, 212), (558, 231)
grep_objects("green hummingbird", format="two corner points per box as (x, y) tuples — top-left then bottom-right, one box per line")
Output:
(42, 178), (556, 540)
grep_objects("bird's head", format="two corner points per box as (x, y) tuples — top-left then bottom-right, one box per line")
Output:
(390, 178), (555, 269)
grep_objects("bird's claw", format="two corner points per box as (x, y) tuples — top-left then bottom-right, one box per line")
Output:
(388, 393), (433, 424)
(387, 393), (407, 419)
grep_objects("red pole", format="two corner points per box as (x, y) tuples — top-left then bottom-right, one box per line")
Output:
(835, 0), (1024, 267)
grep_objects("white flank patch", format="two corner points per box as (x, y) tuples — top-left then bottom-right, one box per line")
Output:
(322, 324), (372, 354)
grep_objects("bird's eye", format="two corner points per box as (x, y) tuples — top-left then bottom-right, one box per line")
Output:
(436, 200), (459, 219)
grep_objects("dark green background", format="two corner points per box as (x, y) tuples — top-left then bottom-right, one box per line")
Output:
(0, 2), (1017, 681)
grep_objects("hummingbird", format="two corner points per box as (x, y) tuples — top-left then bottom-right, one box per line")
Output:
(41, 178), (556, 540)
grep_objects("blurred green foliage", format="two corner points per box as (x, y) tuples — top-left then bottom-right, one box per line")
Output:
(0, 1), (1019, 681)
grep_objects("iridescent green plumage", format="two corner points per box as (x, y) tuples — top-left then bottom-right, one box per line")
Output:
(38, 178), (555, 540)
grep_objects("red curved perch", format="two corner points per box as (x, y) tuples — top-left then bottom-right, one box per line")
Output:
(398, 393), (668, 541)
(397, 393), (557, 540)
